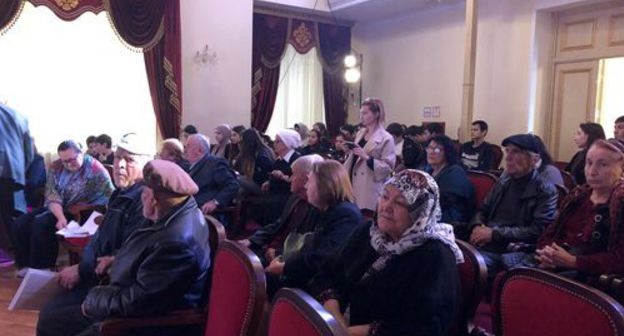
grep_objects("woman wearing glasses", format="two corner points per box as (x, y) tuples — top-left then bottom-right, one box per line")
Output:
(343, 97), (396, 214)
(426, 135), (475, 226)
(12, 140), (114, 275)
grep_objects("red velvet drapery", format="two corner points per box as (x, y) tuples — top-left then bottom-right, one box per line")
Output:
(0, 0), (182, 139)
(142, 0), (181, 139)
(251, 13), (351, 135)
(251, 14), (289, 132)
(0, 0), (23, 34)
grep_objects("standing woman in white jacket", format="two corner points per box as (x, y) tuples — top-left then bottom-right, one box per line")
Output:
(343, 97), (396, 213)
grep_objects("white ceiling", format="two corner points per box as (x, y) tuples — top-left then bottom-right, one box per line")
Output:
(327, 0), (465, 22)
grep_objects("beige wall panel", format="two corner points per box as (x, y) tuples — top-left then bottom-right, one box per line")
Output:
(609, 13), (624, 46)
(559, 19), (596, 51)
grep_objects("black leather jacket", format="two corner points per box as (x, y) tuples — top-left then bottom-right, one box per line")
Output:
(82, 196), (211, 320)
(470, 170), (558, 247)
(79, 182), (146, 285)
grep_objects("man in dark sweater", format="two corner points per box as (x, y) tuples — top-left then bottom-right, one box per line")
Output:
(460, 120), (495, 171)
(468, 134), (558, 277)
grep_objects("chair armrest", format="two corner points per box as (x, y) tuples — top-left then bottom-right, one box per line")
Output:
(597, 274), (619, 292)
(99, 309), (203, 336)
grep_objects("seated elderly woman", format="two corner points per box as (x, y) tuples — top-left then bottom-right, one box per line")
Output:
(12, 140), (114, 274)
(38, 160), (211, 336)
(426, 135), (476, 224)
(264, 160), (362, 297)
(158, 138), (190, 171)
(534, 139), (624, 280)
(310, 169), (462, 336)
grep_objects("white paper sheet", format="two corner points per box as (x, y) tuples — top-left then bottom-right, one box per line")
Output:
(55, 211), (102, 237)
(8, 269), (66, 311)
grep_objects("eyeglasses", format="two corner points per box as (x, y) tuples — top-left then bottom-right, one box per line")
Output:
(425, 147), (443, 154)
(61, 155), (80, 165)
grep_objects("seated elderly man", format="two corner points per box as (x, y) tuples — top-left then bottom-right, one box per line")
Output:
(239, 154), (323, 264)
(37, 133), (151, 335)
(36, 160), (211, 336)
(185, 134), (239, 215)
(467, 134), (558, 277)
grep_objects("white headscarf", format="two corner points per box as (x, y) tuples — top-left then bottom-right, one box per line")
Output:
(277, 129), (301, 151)
(369, 169), (464, 274)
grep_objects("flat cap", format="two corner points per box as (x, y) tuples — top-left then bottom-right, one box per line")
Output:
(502, 134), (540, 154)
(143, 159), (198, 196)
(117, 132), (152, 156)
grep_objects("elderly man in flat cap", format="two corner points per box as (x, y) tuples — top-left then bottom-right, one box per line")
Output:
(467, 134), (558, 278)
(37, 160), (211, 336)
(37, 133), (152, 335)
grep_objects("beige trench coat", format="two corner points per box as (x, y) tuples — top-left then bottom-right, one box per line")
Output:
(343, 126), (396, 211)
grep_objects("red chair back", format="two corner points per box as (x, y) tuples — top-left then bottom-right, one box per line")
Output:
(204, 240), (266, 336)
(493, 268), (624, 336)
(555, 184), (568, 209)
(205, 215), (226, 259)
(268, 288), (348, 336)
(448, 240), (488, 335)
(554, 161), (568, 171)
(490, 144), (503, 169)
(560, 169), (576, 190)
(466, 170), (498, 209)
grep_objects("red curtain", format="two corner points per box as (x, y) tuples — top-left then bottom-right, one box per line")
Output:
(318, 23), (351, 136)
(0, 0), (22, 34)
(106, 0), (167, 49)
(251, 13), (288, 132)
(28, 0), (104, 21)
(143, 0), (181, 139)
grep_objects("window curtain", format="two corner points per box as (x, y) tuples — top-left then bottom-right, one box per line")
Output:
(318, 23), (351, 136)
(251, 13), (289, 132)
(107, 0), (181, 138)
(267, 44), (325, 137)
(0, 0), (23, 35)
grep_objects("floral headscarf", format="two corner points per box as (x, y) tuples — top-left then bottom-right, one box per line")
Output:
(369, 169), (464, 273)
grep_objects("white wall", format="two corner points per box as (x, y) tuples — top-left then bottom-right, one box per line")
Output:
(351, 0), (602, 145)
(181, 0), (253, 138)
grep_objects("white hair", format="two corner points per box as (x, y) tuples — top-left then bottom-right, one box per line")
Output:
(292, 154), (324, 174)
(189, 134), (211, 153)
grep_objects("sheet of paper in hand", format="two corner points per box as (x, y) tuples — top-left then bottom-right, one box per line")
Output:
(8, 269), (67, 311)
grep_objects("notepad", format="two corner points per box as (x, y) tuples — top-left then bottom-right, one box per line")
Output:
(8, 269), (67, 311)
(56, 211), (102, 238)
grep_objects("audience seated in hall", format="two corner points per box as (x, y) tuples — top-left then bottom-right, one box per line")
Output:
(184, 134), (239, 216)
(339, 123), (357, 142)
(532, 139), (624, 281)
(386, 122), (406, 167)
(566, 122), (605, 185)
(467, 134), (558, 278)
(264, 160), (361, 297)
(210, 124), (232, 159)
(37, 160), (211, 336)
(299, 129), (330, 156)
(460, 120), (496, 171)
(501, 135), (564, 187)
(310, 170), (462, 336)
(239, 154), (324, 265)
(403, 125), (427, 169)
(425, 135), (476, 225)
(12, 140), (114, 275)
(158, 138), (190, 172)
(94, 134), (114, 165)
(332, 133), (348, 163)
(312, 122), (333, 152)
(85, 135), (98, 157)
(262, 129), (302, 194)
(37, 133), (151, 335)
(180, 124), (198, 146)
(423, 122), (444, 142)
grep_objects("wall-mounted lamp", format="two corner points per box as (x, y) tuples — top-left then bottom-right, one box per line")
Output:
(194, 45), (217, 66)
(344, 53), (361, 83)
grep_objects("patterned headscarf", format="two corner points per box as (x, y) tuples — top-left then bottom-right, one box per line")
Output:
(369, 169), (464, 274)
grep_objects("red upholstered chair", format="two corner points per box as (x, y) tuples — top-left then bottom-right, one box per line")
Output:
(492, 268), (624, 336)
(100, 240), (267, 336)
(205, 215), (226, 256)
(554, 184), (568, 209)
(554, 161), (569, 171)
(560, 169), (576, 190)
(268, 288), (348, 336)
(490, 144), (503, 170)
(448, 240), (488, 336)
(466, 170), (498, 209)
